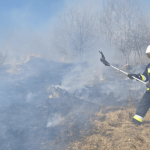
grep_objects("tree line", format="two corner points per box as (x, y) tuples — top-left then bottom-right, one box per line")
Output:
(52, 0), (150, 64)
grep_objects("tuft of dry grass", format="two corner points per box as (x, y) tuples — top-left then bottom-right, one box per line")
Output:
(67, 106), (150, 150)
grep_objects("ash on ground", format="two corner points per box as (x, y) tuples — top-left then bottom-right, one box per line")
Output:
(0, 57), (146, 150)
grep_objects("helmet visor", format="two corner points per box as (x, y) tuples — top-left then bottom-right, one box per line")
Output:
(147, 52), (150, 58)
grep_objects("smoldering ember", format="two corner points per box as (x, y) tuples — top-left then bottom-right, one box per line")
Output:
(0, 55), (148, 150)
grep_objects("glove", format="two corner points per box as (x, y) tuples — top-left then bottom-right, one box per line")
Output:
(127, 74), (140, 79)
(146, 82), (150, 88)
(100, 58), (110, 66)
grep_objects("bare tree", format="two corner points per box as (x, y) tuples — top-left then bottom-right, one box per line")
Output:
(99, 0), (150, 64)
(127, 13), (150, 63)
(98, 0), (116, 46)
(52, 7), (97, 62)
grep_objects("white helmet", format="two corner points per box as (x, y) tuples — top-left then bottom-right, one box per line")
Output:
(146, 45), (150, 58)
(146, 45), (150, 53)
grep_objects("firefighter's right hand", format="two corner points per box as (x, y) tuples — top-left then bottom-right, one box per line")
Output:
(127, 74), (138, 79)
(100, 58), (110, 66)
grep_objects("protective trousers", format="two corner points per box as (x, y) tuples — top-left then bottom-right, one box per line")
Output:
(132, 91), (150, 125)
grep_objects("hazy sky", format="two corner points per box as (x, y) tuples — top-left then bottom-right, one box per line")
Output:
(0, 0), (102, 64)
(0, 0), (67, 64)
(0, 0), (150, 64)
(0, 0), (64, 37)
(0, 0), (150, 36)
(0, 0), (104, 32)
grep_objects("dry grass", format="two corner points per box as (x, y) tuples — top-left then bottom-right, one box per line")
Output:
(67, 105), (150, 150)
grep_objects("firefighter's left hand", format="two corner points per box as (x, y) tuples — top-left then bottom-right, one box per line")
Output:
(146, 82), (150, 88)
(127, 74), (139, 79)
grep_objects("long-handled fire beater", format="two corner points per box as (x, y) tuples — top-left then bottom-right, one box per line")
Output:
(99, 51), (146, 85)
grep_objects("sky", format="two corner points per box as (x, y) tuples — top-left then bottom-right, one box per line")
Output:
(0, 0), (64, 37)
(0, 0), (150, 65)
(0, 0), (102, 34)
(0, 0), (104, 65)
(0, 0), (67, 64)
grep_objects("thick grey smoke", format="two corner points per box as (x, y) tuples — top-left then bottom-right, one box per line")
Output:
(0, 48), (147, 150)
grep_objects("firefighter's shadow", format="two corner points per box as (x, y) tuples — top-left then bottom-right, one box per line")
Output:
(142, 121), (150, 125)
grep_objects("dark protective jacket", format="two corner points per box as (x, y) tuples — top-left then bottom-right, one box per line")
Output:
(132, 63), (150, 125)
(137, 63), (150, 91)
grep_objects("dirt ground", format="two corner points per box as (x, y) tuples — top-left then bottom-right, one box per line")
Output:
(67, 105), (150, 150)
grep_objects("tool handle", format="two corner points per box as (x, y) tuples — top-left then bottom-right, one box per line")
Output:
(110, 65), (146, 84)
(99, 51), (146, 84)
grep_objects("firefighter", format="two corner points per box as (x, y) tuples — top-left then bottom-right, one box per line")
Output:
(128, 45), (150, 125)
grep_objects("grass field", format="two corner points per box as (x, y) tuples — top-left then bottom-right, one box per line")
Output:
(68, 105), (150, 150)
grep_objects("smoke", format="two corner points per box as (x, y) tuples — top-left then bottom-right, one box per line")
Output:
(0, 0), (105, 66)
(46, 114), (64, 127)
(26, 92), (36, 102)
(0, 34), (146, 150)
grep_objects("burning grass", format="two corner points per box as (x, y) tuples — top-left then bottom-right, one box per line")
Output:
(67, 106), (150, 150)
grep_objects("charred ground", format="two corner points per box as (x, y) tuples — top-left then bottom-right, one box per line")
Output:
(0, 56), (147, 150)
